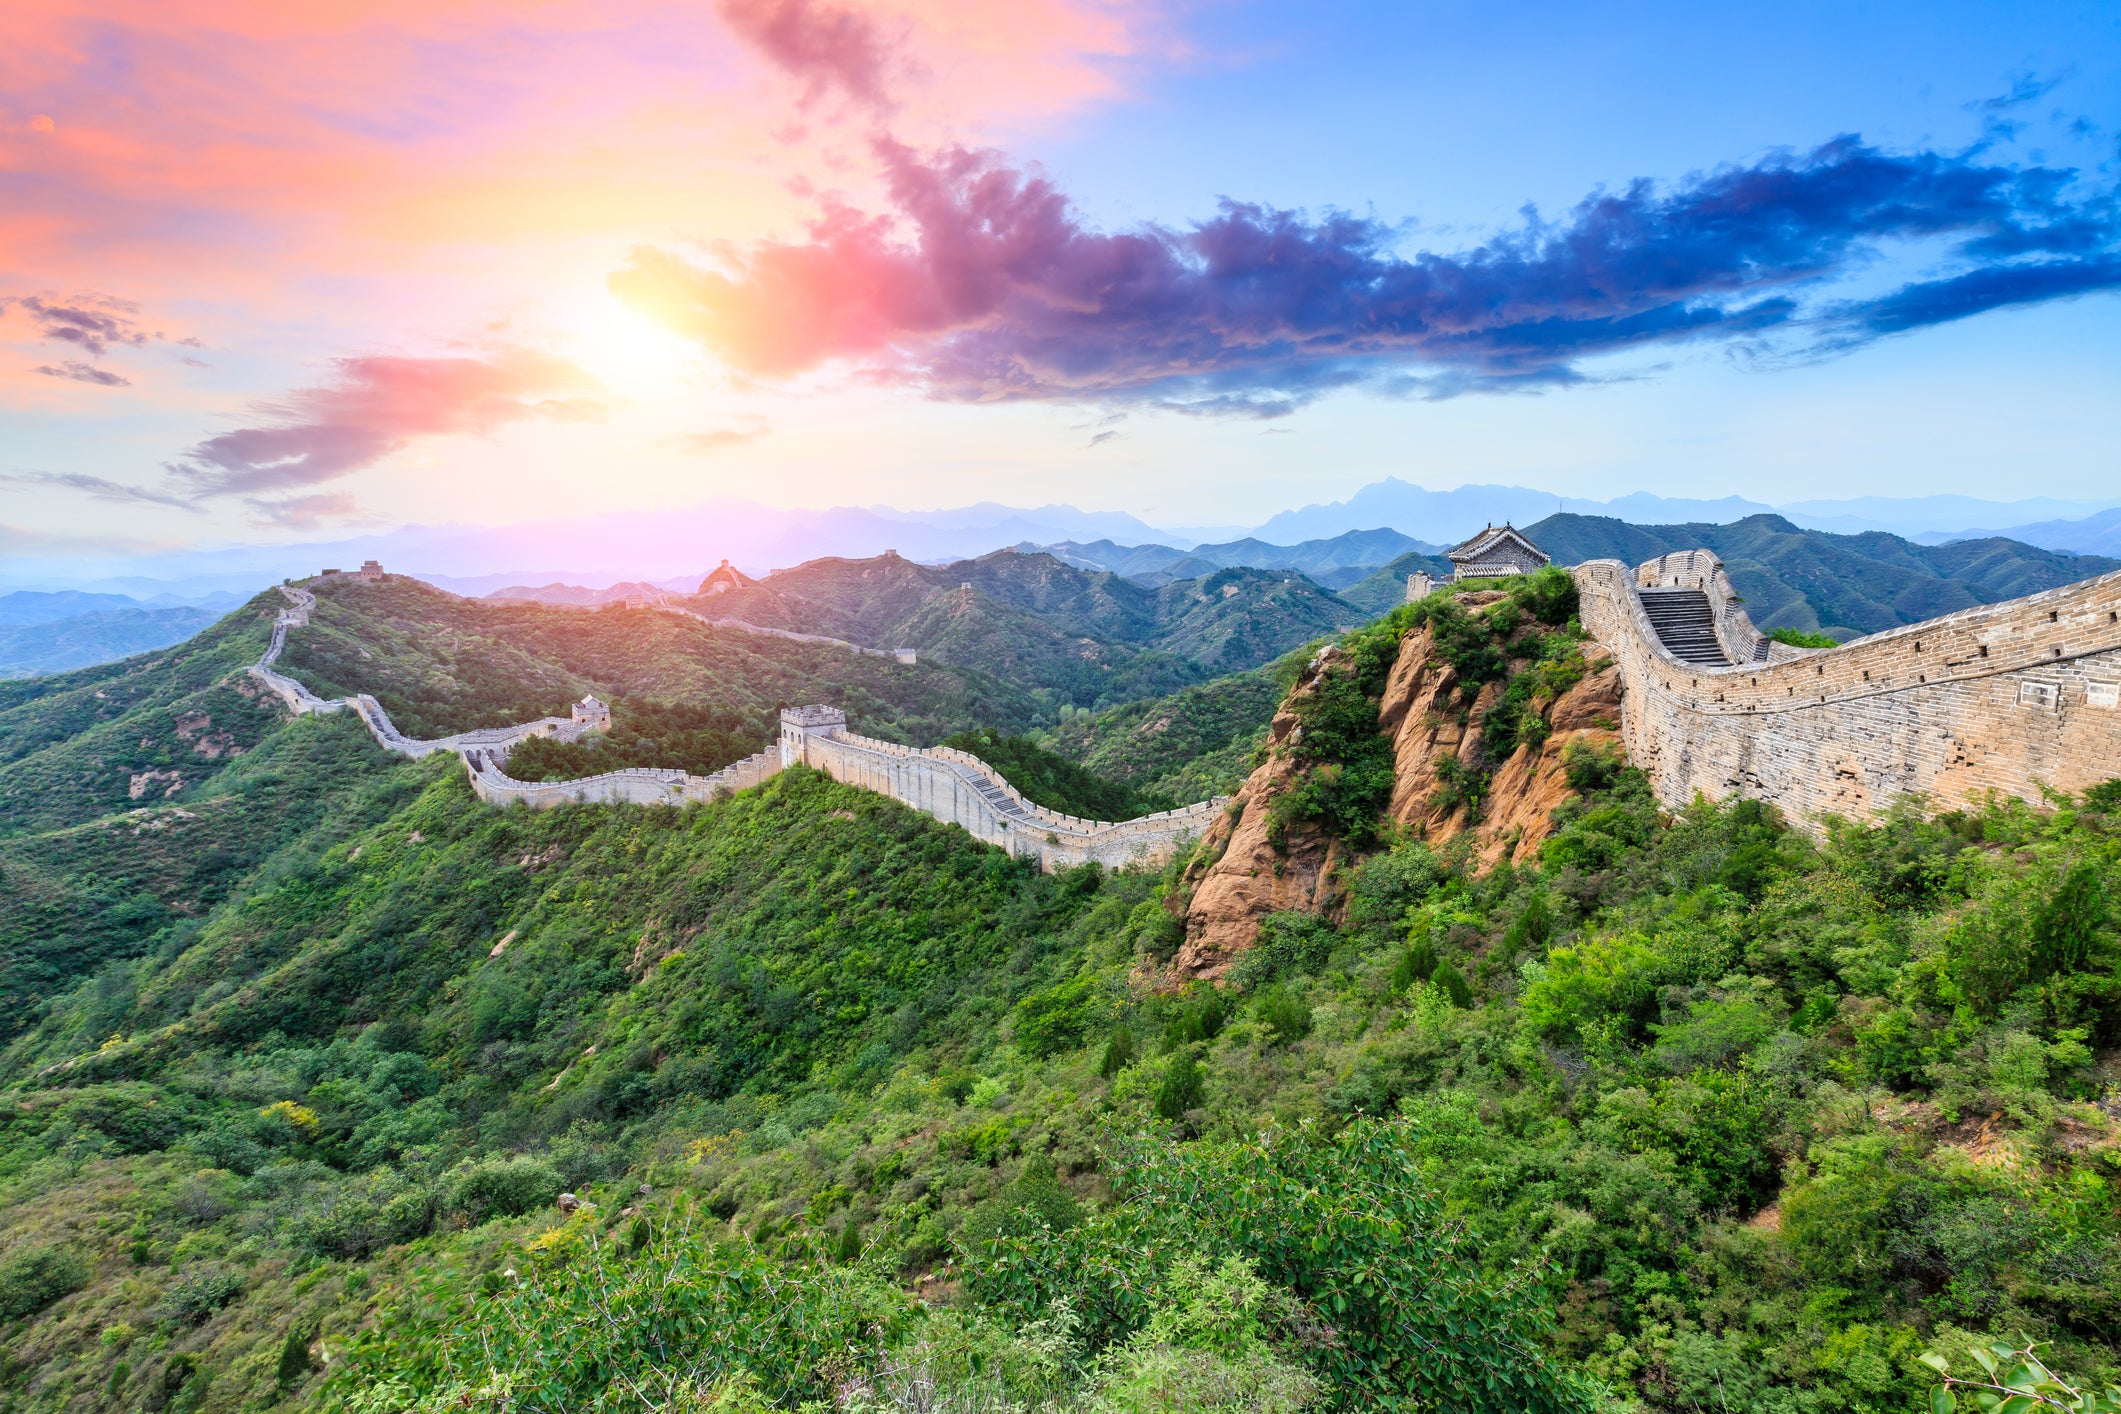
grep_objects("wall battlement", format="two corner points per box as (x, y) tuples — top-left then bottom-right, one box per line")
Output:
(1576, 554), (2121, 825)
(246, 582), (1212, 871)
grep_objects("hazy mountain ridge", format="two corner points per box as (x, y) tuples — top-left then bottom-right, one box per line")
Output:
(683, 549), (1362, 684)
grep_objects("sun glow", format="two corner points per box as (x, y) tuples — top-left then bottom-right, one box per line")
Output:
(563, 291), (701, 399)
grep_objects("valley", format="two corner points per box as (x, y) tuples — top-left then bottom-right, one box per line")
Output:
(0, 548), (2117, 1413)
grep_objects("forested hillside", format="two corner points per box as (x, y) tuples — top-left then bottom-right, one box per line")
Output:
(0, 580), (2117, 1411)
(683, 549), (1360, 684)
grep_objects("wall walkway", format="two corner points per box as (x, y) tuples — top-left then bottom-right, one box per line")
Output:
(1575, 555), (2121, 825)
(780, 705), (1223, 870)
(247, 583), (1211, 870)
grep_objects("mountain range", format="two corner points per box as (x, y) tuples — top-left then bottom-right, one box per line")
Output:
(15, 482), (2121, 607)
(0, 588), (247, 679)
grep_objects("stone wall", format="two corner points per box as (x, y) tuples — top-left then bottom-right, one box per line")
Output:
(1577, 556), (2121, 825)
(462, 749), (782, 808)
(780, 706), (1222, 870)
(246, 583), (1210, 869)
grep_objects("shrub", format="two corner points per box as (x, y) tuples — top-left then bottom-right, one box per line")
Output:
(1014, 976), (1106, 1059)
(442, 1158), (562, 1226)
(1099, 1026), (1138, 1079)
(1154, 1054), (1206, 1123)
(0, 1244), (89, 1321)
(971, 1118), (1595, 1411)
(1429, 961), (1474, 1009)
(1226, 913), (1335, 990)
(156, 1265), (245, 1325)
(1768, 627), (1839, 649)
(1252, 986), (1311, 1048)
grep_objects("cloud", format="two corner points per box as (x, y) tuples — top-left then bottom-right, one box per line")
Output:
(613, 135), (2121, 413)
(34, 361), (131, 386)
(5, 293), (151, 354)
(0, 469), (200, 511)
(717, 0), (897, 111)
(243, 492), (372, 529)
(169, 350), (603, 497)
(674, 424), (769, 454)
(1971, 69), (2071, 112)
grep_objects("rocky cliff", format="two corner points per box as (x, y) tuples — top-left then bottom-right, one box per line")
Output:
(1175, 601), (1622, 975)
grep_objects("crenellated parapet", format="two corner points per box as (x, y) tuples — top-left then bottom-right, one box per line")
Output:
(777, 705), (1222, 870)
(1576, 553), (2121, 827)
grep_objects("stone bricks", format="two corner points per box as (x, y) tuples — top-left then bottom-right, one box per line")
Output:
(1577, 555), (2121, 827)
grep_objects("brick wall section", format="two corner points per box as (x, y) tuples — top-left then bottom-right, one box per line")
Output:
(1576, 557), (2121, 825)
(781, 707), (1222, 870)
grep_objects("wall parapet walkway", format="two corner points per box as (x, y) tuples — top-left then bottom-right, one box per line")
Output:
(245, 583), (1211, 870)
(779, 705), (1222, 870)
(1575, 555), (2121, 826)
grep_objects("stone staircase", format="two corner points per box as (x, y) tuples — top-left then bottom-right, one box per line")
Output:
(1637, 587), (1731, 666)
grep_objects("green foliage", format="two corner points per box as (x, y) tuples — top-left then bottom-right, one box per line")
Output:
(1154, 1053), (1206, 1123)
(156, 1264), (245, 1324)
(1099, 1026), (1138, 1079)
(1226, 912), (1336, 990)
(443, 1158), (562, 1225)
(0, 1243), (87, 1320)
(1920, 1336), (2121, 1413)
(504, 698), (764, 781)
(277, 1320), (318, 1388)
(10, 574), (2121, 1413)
(971, 1119), (1596, 1411)
(1251, 986), (1311, 1047)
(1265, 663), (1397, 848)
(1768, 626), (1840, 648)
(946, 726), (1176, 818)
(1014, 976), (1108, 1059)
(1087, 1255), (1321, 1413)
(1428, 960), (1474, 1008)
(1035, 670), (1282, 804)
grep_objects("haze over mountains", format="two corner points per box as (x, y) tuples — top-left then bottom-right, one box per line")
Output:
(13, 480), (2121, 607)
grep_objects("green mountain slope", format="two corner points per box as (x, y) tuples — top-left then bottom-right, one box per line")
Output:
(0, 596), (284, 836)
(687, 549), (1360, 687)
(0, 606), (220, 679)
(1336, 550), (1459, 614)
(1036, 669), (1284, 803)
(1, 587), (2119, 1410)
(280, 576), (1040, 741)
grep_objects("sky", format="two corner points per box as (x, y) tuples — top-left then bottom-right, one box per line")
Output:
(2, 0), (2117, 560)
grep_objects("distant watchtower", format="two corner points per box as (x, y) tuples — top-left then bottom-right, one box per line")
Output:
(572, 696), (611, 731)
(356, 559), (385, 583)
(698, 559), (751, 596)
(1446, 524), (1549, 582)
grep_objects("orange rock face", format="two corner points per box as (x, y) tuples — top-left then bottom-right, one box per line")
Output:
(1172, 698), (1344, 979)
(1175, 621), (1626, 973)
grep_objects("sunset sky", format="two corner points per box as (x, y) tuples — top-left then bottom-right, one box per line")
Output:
(2, 0), (2117, 559)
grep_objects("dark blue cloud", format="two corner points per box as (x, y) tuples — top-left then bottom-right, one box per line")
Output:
(615, 135), (2121, 413)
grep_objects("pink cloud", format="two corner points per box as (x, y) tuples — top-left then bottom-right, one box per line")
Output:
(717, 0), (898, 112)
(170, 350), (602, 496)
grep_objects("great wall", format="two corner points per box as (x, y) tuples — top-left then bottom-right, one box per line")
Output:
(247, 583), (1222, 871)
(250, 544), (2121, 879)
(1572, 552), (2121, 824)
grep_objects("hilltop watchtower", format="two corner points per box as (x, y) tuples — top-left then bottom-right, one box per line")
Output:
(699, 559), (751, 596)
